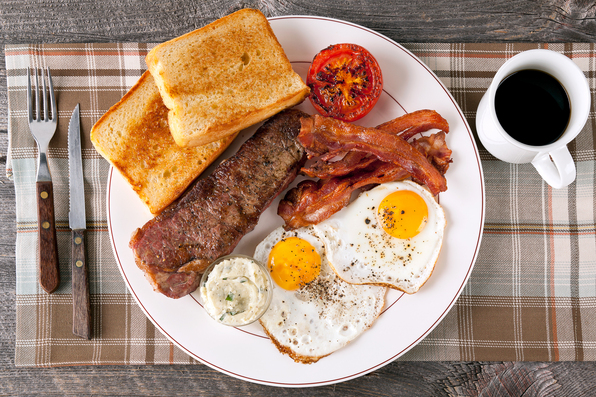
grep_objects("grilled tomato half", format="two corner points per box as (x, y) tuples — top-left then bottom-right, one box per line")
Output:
(306, 43), (383, 122)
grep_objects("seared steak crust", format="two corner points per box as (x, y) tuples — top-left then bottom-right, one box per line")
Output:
(129, 109), (307, 298)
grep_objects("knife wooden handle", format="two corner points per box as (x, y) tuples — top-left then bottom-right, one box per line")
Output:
(36, 180), (60, 293)
(71, 229), (91, 339)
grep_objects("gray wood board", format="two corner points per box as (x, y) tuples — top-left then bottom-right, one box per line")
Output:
(1, 0), (596, 395)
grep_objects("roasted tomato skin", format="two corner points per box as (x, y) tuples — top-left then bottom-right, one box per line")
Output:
(306, 43), (383, 122)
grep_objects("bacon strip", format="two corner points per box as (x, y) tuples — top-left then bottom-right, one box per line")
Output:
(301, 152), (374, 178)
(301, 110), (450, 179)
(412, 131), (452, 175)
(279, 161), (409, 229)
(299, 115), (447, 195)
(279, 132), (452, 229)
(375, 109), (449, 141)
(279, 111), (452, 230)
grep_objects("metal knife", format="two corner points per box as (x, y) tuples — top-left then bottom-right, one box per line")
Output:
(68, 104), (91, 340)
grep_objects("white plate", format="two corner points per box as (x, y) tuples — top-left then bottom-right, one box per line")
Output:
(107, 16), (485, 387)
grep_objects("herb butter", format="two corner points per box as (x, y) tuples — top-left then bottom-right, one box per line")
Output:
(200, 255), (272, 326)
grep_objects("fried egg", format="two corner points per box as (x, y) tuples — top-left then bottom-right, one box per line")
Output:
(254, 226), (386, 364)
(312, 180), (446, 294)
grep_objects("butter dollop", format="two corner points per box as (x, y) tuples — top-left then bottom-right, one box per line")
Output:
(200, 255), (272, 326)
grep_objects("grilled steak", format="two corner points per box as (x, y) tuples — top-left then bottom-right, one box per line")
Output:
(129, 109), (307, 298)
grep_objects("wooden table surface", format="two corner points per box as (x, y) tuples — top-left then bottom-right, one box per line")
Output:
(2, 1), (596, 395)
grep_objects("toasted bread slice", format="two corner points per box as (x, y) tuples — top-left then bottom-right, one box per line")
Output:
(145, 8), (309, 147)
(90, 71), (236, 214)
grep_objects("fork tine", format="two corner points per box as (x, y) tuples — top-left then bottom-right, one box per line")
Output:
(27, 67), (33, 123)
(47, 68), (56, 122)
(42, 68), (48, 121)
(34, 68), (40, 121)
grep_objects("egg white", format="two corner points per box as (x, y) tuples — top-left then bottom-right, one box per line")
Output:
(312, 180), (446, 294)
(254, 226), (387, 364)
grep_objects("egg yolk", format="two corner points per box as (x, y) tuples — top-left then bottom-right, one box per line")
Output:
(377, 190), (428, 239)
(267, 237), (321, 291)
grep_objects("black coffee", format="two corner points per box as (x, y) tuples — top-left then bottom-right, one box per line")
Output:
(495, 69), (570, 146)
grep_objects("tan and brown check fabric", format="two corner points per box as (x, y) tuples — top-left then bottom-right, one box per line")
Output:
(5, 42), (596, 366)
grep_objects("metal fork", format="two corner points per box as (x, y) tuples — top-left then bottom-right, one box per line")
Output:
(27, 67), (60, 293)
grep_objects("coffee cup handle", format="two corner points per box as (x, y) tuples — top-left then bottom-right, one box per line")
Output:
(531, 146), (576, 189)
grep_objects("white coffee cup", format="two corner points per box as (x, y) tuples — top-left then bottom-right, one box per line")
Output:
(476, 49), (591, 188)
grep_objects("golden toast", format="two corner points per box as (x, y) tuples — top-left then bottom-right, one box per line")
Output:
(145, 8), (309, 147)
(90, 71), (236, 214)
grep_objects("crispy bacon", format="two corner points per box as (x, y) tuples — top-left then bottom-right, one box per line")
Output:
(279, 110), (452, 230)
(279, 132), (451, 229)
(278, 180), (352, 229)
(301, 110), (449, 179)
(411, 131), (452, 174)
(302, 152), (374, 178)
(299, 115), (447, 195)
(278, 161), (409, 229)
(375, 109), (449, 141)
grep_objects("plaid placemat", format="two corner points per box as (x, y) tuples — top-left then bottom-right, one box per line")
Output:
(4, 42), (596, 366)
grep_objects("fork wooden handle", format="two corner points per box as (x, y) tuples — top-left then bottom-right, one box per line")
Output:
(71, 229), (91, 339)
(36, 180), (60, 293)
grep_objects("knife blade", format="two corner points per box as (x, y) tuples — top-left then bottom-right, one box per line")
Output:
(68, 103), (91, 340)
